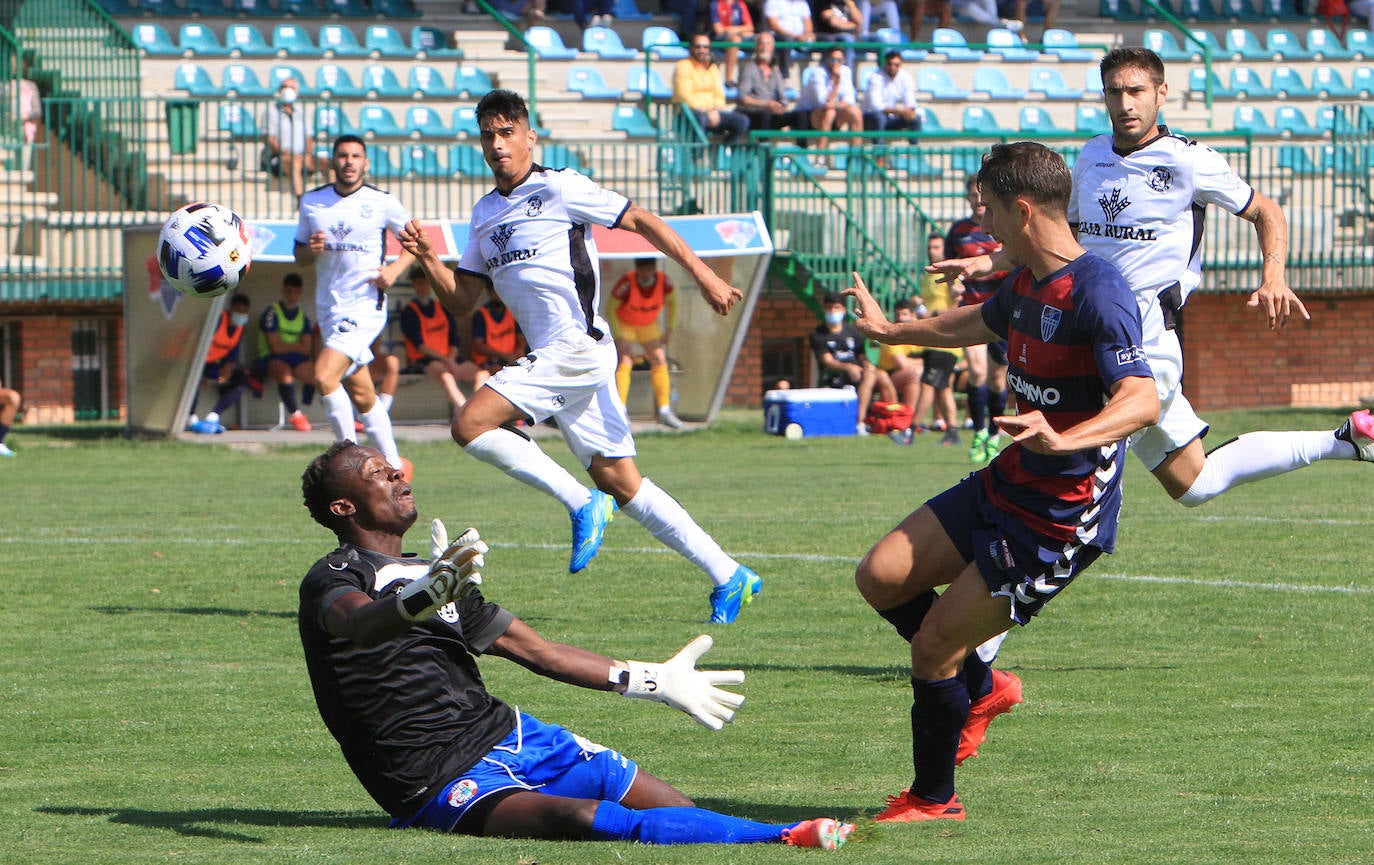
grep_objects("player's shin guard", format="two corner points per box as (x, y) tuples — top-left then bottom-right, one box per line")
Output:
(878, 591), (938, 643)
(322, 388), (356, 442)
(1178, 430), (1350, 507)
(621, 478), (737, 585)
(590, 801), (787, 845)
(361, 404), (401, 468)
(911, 675), (969, 804)
(464, 427), (591, 512)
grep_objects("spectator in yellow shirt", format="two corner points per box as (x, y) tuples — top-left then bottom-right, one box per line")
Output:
(673, 34), (751, 144)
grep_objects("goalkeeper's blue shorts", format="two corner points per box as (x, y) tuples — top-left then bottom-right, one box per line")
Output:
(391, 711), (639, 834)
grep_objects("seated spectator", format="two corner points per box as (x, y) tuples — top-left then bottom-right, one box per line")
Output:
(0, 376), (20, 458)
(810, 291), (897, 435)
(1001, 0), (1059, 39)
(861, 50), (921, 138)
(253, 271), (316, 433)
(812, 0), (862, 68)
(708, 0), (755, 86)
(736, 32), (811, 140)
(953, 0), (1023, 30)
(261, 77), (316, 203)
(902, 0), (950, 42)
(858, 0), (901, 38)
(763, 0), (814, 79)
(876, 297), (925, 440)
(673, 34), (750, 144)
(798, 47), (864, 167)
(490, 0), (546, 23)
(469, 296), (527, 391)
(188, 293), (258, 435)
(400, 266), (478, 417)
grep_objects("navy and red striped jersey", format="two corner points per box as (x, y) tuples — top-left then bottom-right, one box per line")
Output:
(978, 252), (1152, 552)
(947, 216), (1010, 306)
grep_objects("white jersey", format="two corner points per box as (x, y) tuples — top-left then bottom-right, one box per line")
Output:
(296, 183), (411, 321)
(1069, 128), (1254, 345)
(459, 167), (630, 350)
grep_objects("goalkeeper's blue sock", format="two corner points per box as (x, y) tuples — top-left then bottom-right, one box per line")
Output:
(590, 801), (786, 845)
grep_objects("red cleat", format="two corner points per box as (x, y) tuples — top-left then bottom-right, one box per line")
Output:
(781, 817), (854, 849)
(957, 669), (1023, 765)
(874, 791), (965, 822)
(288, 410), (312, 432)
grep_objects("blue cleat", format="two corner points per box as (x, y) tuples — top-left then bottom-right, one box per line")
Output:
(569, 489), (616, 573)
(189, 419), (224, 434)
(708, 565), (762, 624)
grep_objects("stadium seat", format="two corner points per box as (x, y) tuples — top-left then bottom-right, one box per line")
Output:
(1315, 105), (1356, 136)
(358, 105), (406, 139)
(408, 65), (461, 99)
(611, 104), (657, 137)
(1041, 28), (1094, 61)
(582, 26), (638, 59)
(1184, 29), (1224, 60)
(1224, 27), (1269, 61)
(871, 27), (928, 61)
(272, 24), (322, 58)
(1318, 143), (1371, 174)
(567, 65), (623, 99)
(1276, 144), (1319, 174)
(1228, 66), (1277, 99)
(916, 67), (970, 99)
(1263, 0), (1306, 18)
(131, 24), (179, 56)
(367, 145), (401, 178)
(1219, 0), (1266, 20)
(449, 144), (488, 176)
(541, 143), (588, 173)
(364, 25), (412, 58)
(1029, 67), (1084, 100)
(1269, 66), (1316, 99)
(140, 0), (180, 13)
(1098, 0), (1145, 20)
(1349, 66), (1374, 96)
(453, 65), (495, 97)
(962, 105), (1010, 135)
(314, 104), (359, 138)
(223, 64), (272, 97)
(1141, 0), (1178, 17)
(404, 105), (452, 138)
(452, 106), (481, 137)
(319, 24), (370, 58)
(1232, 104), (1278, 136)
(1075, 104), (1108, 133)
(1265, 28), (1313, 61)
(986, 28), (1039, 61)
(914, 106), (947, 132)
(279, 0), (326, 16)
(1305, 27), (1356, 61)
(931, 28), (984, 61)
(97, 0), (140, 14)
(315, 64), (366, 99)
(972, 67), (1027, 99)
(269, 64), (313, 94)
(894, 151), (941, 177)
(410, 26), (464, 59)
(1180, 0), (1224, 20)
(1310, 66), (1357, 99)
(362, 65), (409, 99)
(184, 0), (228, 14)
(375, 0), (422, 17)
(611, 0), (654, 19)
(217, 102), (260, 140)
(1273, 105), (1321, 138)
(525, 26), (579, 60)
(1142, 29), (1191, 62)
(1018, 105), (1065, 134)
(1188, 67), (1235, 99)
(400, 144), (444, 177)
(324, 0), (372, 15)
(178, 24), (230, 57)
(642, 26), (689, 59)
(237, 0), (271, 13)
(224, 24), (274, 58)
(1084, 64), (1103, 96)
(1346, 29), (1374, 60)
(626, 66), (672, 99)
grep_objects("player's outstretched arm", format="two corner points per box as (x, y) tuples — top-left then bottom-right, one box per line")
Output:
(618, 205), (742, 315)
(926, 249), (1006, 285)
(844, 272), (995, 347)
(1241, 192), (1310, 330)
(399, 219), (487, 318)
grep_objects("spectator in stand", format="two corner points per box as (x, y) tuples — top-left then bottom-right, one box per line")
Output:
(763, 0), (815, 79)
(400, 265), (478, 418)
(469, 296), (527, 391)
(0, 376), (21, 458)
(858, 0), (902, 39)
(188, 293), (257, 435)
(708, 0), (755, 87)
(876, 297), (925, 440)
(566, 0), (613, 28)
(490, 0), (547, 25)
(262, 77), (316, 203)
(1001, 0), (1059, 40)
(254, 271), (316, 433)
(952, 0), (1023, 31)
(902, 0), (950, 42)
(799, 47), (864, 169)
(862, 50), (921, 138)
(812, 0), (862, 68)
(673, 34), (751, 144)
(736, 32), (811, 140)
(810, 291), (897, 435)
(8, 55), (41, 169)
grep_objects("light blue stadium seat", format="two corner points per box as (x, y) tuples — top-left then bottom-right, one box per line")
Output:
(236, 0), (272, 14)
(611, 0), (653, 19)
(1305, 27), (1355, 60)
(962, 105), (1010, 135)
(1349, 66), (1374, 96)
(410, 26), (464, 59)
(224, 23), (274, 58)
(541, 143), (589, 173)
(1318, 143), (1372, 174)
(1266, 28), (1313, 60)
(1228, 66), (1277, 99)
(1188, 67), (1235, 99)
(404, 105), (452, 138)
(217, 102), (259, 139)
(1041, 28), (1094, 61)
(319, 24), (370, 58)
(449, 144), (488, 176)
(272, 24), (322, 58)
(184, 0), (228, 15)
(269, 65), (313, 95)
(1232, 105), (1277, 136)
(375, 0), (421, 17)
(452, 106), (481, 137)
(916, 67), (970, 99)
(178, 23), (230, 57)
(626, 66), (672, 99)
(1075, 104), (1108, 133)
(324, 0), (372, 15)
(1269, 66), (1316, 99)
(315, 64), (366, 99)
(1084, 64), (1103, 96)
(583, 26), (638, 59)
(642, 26), (689, 59)
(1099, 0), (1145, 19)
(364, 25), (412, 58)
(362, 65), (409, 99)
(359, 105), (406, 138)
(914, 106), (947, 133)
(1310, 66), (1356, 98)
(1276, 144), (1319, 174)
(973, 67), (1027, 99)
(1019, 105), (1065, 134)
(1142, 29), (1191, 62)
(400, 144), (444, 177)
(1273, 105), (1321, 138)
(408, 65), (461, 99)
(453, 65), (495, 97)
(1218, 0), (1265, 20)
(986, 28), (1039, 61)
(931, 28), (984, 61)
(567, 65), (623, 98)
(1180, 0), (1224, 20)
(526, 26), (579, 60)
(611, 104), (657, 137)
(223, 64), (272, 97)
(131, 24), (179, 56)
(895, 151), (941, 177)
(1029, 67), (1083, 100)
(1183, 29), (1223, 60)
(1346, 29), (1374, 59)
(874, 27), (928, 61)
(367, 145), (401, 178)
(1224, 27), (1269, 61)
(314, 104), (359, 138)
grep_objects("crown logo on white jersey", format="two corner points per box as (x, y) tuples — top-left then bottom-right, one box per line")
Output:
(329, 221), (352, 241)
(1098, 188), (1130, 224)
(491, 223), (517, 252)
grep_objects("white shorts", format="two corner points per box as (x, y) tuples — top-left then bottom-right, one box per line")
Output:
(486, 333), (636, 468)
(317, 299), (387, 367)
(1128, 328), (1210, 471)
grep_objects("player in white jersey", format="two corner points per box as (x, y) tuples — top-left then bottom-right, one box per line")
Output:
(399, 89), (762, 624)
(932, 47), (1374, 511)
(295, 135), (415, 477)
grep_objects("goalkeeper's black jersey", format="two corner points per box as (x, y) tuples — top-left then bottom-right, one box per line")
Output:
(299, 544), (517, 819)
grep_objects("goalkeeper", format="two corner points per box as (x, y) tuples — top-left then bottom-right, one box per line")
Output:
(297, 442), (852, 850)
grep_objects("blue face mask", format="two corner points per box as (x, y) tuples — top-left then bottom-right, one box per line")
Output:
(824, 310), (846, 326)
(230, 313), (249, 327)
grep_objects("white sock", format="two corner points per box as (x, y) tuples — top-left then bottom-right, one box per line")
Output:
(322, 388), (356, 442)
(361, 404), (401, 467)
(464, 427), (591, 512)
(1178, 429), (1353, 507)
(975, 631), (1008, 664)
(378, 392), (394, 412)
(621, 478), (737, 585)
(206, 412), (220, 424)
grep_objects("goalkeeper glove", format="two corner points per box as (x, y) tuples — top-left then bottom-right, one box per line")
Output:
(395, 520), (487, 621)
(621, 635), (745, 731)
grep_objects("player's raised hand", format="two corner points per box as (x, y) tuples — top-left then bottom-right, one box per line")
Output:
(398, 219), (433, 258)
(841, 272), (893, 340)
(927, 254), (993, 286)
(621, 635), (745, 731)
(1246, 280), (1310, 331)
(395, 521), (488, 621)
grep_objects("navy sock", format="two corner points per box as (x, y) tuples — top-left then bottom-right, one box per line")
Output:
(910, 675), (969, 803)
(967, 385), (989, 432)
(212, 385), (245, 416)
(589, 801), (787, 845)
(278, 382), (299, 414)
(988, 387), (1007, 424)
(962, 652), (993, 701)
(301, 383), (315, 406)
(0, 422), (9, 441)
(877, 590), (938, 643)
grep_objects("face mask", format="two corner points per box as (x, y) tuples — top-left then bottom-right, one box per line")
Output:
(824, 310), (846, 326)
(230, 312), (249, 327)
(278, 88), (298, 105)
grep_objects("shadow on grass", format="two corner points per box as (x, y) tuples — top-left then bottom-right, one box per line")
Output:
(91, 605), (295, 620)
(16, 423), (126, 441)
(35, 805), (382, 842)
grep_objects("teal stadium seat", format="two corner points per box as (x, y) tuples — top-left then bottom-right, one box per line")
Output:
(916, 67), (970, 99)
(1140, 0), (1177, 17)
(452, 107), (481, 137)
(873, 27), (928, 61)
(931, 28), (984, 61)
(1187, 67), (1235, 99)
(273, 24), (322, 58)
(642, 26), (689, 60)
(525, 26), (579, 60)
(404, 106), (452, 138)
(362, 65), (409, 99)
(359, 105), (406, 139)
(1075, 104), (1108, 133)
(1305, 27), (1355, 61)
(1180, 0), (1224, 20)
(453, 66), (495, 97)
(364, 25), (413, 58)
(973, 67), (1027, 99)
(314, 104), (359, 138)
(401, 144), (444, 177)
(1098, 0), (1145, 20)
(1224, 27), (1269, 61)
(583, 26), (638, 59)
(141, 0), (182, 13)
(408, 66), (461, 99)
(449, 145), (488, 176)
(131, 24), (178, 56)
(1142, 29), (1191, 62)
(1346, 29), (1374, 60)
(411, 26), (464, 59)
(367, 145), (401, 178)
(626, 66), (672, 99)
(895, 151), (941, 177)
(567, 65), (623, 99)
(1276, 144), (1320, 174)
(225, 24), (274, 58)
(1265, 28), (1314, 61)
(223, 64), (272, 97)
(1228, 66), (1277, 99)
(1019, 105), (1066, 134)
(1029, 67), (1083, 100)
(1084, 64), (1103, 96)
(1041, 28), (1094, 61)
(178, 24), (231, 57)
(218, 103), (260, 139)
(315, 64), (366, 99)
(1273, 105), (1320, 138)
(319, 24), (370, 58)
(985, 28), (1039, 61)
(611, 104), (657, 137)
(1183, 29), (1224, 61)
(375, 0), (421, 17)
(236, 0), (272, 14)
(269, 65), (314, 95)
(325, 0), (372, 15)
(1349, 67), (1374, 96)
(962, 105), (1010, 135)
(1232, 105), (1277, 136)
(1218, 0), (1265, 20)
(1310, 66), (1356, 99)
(184, 0), (228, 14)
(279, 0), (327, 16)
(915, 106), (947, 132)
(1269, 66), (1316, 99)
(541, 144), (589, 173)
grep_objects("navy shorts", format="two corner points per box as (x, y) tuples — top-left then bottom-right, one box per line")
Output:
(391, 712), (639, 834)
(987, 339), (1009, 367)
(926, 472), (1103, 625)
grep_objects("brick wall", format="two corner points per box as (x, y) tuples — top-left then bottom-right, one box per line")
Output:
(725, 287), (818, 406)
(3, 306), (123, 424)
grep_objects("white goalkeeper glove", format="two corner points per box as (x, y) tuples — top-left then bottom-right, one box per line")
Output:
(621, 635), (745, 731)
(395, 520), (487, 621)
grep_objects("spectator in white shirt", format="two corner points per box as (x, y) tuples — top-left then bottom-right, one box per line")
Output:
(861, 50), (921, 139)
(262, 77), (316, 201)
(763, 0), (814, 79)
(799, 47), (863, 166)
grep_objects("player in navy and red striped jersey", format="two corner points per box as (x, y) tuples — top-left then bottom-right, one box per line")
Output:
(843, 142), (1159, 822)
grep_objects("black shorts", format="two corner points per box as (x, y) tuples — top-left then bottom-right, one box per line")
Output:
(987, 340), (1009, 367)
(921, 349), (958, 390)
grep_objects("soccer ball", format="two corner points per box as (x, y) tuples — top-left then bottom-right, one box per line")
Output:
(156, 202), (252, 298)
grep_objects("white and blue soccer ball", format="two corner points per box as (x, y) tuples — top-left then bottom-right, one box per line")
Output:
(156, 202), (252, 298)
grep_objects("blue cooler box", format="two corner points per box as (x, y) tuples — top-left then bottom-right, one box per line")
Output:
(763, 387), (857, 437)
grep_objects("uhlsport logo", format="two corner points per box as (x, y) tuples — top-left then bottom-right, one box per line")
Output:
(1097, 187), (1130, 223)
(491, 223), (517, 253)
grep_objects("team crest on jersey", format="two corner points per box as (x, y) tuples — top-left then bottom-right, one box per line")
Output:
(329, 221), (352, 241)
(1148, 167), (1173, 192)
(360, 204), (373, 219)
(1098, 188), (1130, 223)
(525, 195), (543, 217)
(447, 779), (478, 807)
(1040, 306), (1062, 342)
(491, 223), (517, 253)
